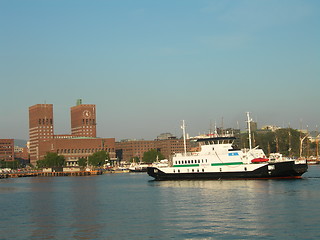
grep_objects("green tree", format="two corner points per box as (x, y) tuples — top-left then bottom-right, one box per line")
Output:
(130, 156), (140, 163)
(78, 157), (87, 167)
(88, 151), (109, 167)
(0, 160), (21, 169)
(142, 149), (165, 163)
(241, 128), (308, 158)
(37, 152), (65, 168)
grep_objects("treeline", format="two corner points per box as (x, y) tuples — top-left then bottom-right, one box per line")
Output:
(0, 160), (22, 169)
(240, 128), (318, 158)
(129, 149), (165, 163)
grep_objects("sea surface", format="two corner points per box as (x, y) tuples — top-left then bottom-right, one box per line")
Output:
(1, 166), (320, 240)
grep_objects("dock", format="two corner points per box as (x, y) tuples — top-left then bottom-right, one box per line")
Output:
(0, 170), (103, 178)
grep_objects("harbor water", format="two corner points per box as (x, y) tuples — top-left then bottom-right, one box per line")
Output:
(1, 166), (320, 240)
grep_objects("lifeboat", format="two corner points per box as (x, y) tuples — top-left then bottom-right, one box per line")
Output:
(251, 158), (269, 163)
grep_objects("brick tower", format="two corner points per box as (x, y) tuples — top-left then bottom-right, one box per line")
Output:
(29, 104), (54, 165)
(70, 100), (96, 137)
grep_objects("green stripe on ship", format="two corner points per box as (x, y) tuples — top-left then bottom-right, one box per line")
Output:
(173, 164), (200, 167)
(211, 162), (243, 166)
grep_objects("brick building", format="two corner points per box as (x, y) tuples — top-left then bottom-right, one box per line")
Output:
(0, 139), (14, 162)
(14, 146), (29, 163)
(39, 137), (115, 166)
(116, 138), (191, 162)
(71, 101), (97, 137)
(29, 104), (54, 163)
(29, 101), (115, 166)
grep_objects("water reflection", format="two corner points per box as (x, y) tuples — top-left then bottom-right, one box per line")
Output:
(22, 176), (103, 239)
(69, 176), (102, 239)
(24, 178), (58, 239)
(1, 169), (320, 239)
(148, 178), (319, 239)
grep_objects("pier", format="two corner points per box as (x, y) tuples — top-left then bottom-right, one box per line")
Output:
(0, 170), (103, 179)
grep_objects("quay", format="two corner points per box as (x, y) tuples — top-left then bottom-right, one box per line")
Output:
(0, 170), (103, 179)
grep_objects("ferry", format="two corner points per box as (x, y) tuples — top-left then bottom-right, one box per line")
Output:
(147, 114), (308, 180)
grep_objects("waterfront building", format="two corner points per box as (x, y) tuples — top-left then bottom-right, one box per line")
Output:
(116, 137), (191, 162)
(39, 137), (115, 167)
(28, 101), (115, 166)
(0, 139), (14, 162)
(29, 104), (54, 164)
(71, 100), (97, 137)
(14, 145), (29, 163)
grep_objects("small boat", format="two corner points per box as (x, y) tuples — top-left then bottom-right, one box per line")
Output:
(147, 113), (308, 180)
(129, 163), (149, 172)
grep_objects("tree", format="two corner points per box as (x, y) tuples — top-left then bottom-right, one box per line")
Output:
(88, 151), (109, 167)
(240, 128), (308, 158)
(130, 156), (140, 163)
(37, 152), (65, 168)
(142, 149), (165, 163)
(78, 157), (87, 167)
(0, 160), (21, 169)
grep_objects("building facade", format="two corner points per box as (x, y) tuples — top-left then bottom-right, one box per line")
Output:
(29, 104), (54, 164)
(29, 102), (115, 166)
(116, 138), (191, 162)
(0, 139), (14, 162)
(39, 137), (115, 166)
(71, 103), (96, 137)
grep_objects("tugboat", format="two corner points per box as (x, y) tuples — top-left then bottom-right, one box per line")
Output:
(147, 113), (308, 180)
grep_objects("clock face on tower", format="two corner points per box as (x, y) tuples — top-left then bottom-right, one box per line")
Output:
(83, 110), (91, 118)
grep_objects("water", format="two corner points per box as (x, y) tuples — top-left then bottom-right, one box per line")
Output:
(1, 166), (320, 240)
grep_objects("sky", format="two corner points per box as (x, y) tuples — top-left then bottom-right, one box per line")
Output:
(1, 0), (319, 141)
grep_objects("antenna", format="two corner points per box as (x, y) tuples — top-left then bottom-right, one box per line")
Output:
(246, 112), (252, 150)
(181, 120), (187, 156)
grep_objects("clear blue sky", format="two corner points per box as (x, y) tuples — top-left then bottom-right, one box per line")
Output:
(1, 0), (319, 140)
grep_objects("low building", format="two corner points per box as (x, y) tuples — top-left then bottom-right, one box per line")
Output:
(39, 137), (116, 166)
(0, 139), (14, 162)
(116, 138), (191, 162)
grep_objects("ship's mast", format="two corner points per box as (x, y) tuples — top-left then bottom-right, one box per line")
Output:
(181, 120), (187, 156)
(246, 112), (252, 150)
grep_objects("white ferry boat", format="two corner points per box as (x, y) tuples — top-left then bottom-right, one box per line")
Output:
(147, 114), (308, 180)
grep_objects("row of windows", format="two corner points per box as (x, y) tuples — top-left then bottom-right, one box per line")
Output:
(175, 159), (208, 165)
(57, 148), (114, 154)
(173, 167), (247, 173)
(174, 169), (205, 173)
(82, 119), (95, 125)
(38, 119), (53, 125)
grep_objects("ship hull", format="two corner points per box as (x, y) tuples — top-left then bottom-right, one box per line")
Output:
(147, 161), (308, 180)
